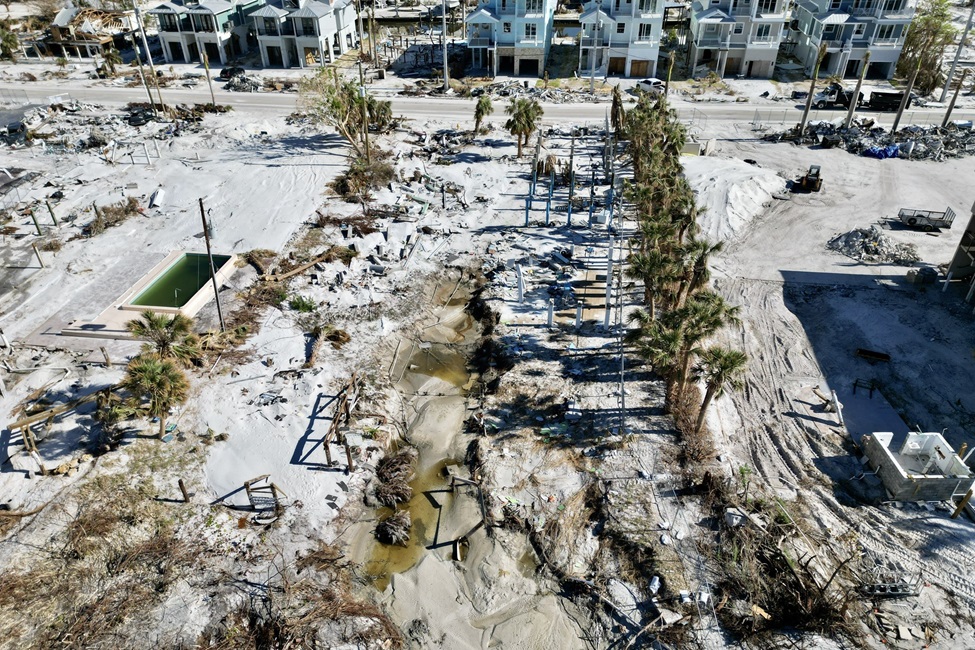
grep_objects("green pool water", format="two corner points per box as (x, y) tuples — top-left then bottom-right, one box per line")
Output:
(131, 253), (231, 308)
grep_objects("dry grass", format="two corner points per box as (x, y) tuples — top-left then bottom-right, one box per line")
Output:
(85, 197), (141, 237)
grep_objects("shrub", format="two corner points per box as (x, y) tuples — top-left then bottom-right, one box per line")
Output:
(288, 295), (317, 313)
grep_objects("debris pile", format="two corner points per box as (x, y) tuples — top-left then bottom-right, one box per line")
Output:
(471, 80), (604, 103)
(762, 119), (975, 161)
(225, 75), (260, 93)
(827, 225), (920, 264)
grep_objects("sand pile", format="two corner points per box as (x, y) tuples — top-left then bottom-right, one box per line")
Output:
(682, 156), (787, 242)
(827, 225), (920, 264)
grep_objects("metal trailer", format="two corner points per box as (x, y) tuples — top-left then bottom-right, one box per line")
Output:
(898, 206), (956, 231)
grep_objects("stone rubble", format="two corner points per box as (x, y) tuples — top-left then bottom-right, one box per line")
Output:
(826, 225), (920, 265)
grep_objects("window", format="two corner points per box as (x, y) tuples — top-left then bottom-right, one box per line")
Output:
(877, 24), (895, 39)
(526, 0), (541, 12)
(500, 0), (507, 9)
(616, 23), (625, 33)
(756, 23), (771, 38)
(614, 0), (621, 10)
(705, 23), (717, 32)
(823, 24), (836, 37)
(503, 21), (511, 33)
(829, 0), (840, 8)
(525, 23), (537, 39)
(853, 22), (865, 35)
(638, 22), (652, 40)
(757, 0), (775, 12)
(733, 23), (744, 34)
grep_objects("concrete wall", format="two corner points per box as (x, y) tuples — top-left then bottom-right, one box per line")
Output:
(862, 432), (974, 502)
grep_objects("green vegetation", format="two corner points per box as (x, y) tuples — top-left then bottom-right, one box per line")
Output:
(897, 0), (958, 95)
(473, 94), (493, 136)
(504, 98), (543, 158)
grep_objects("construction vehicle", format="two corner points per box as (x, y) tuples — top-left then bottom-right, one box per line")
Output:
(813, 83), (863, 109)
(898, 206), (956, 231)
(797, 165), (822, 192)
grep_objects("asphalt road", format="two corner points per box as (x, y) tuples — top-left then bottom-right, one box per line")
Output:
(0, 80), (969, 129)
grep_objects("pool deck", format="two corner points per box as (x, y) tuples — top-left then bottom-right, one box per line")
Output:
(61, 251), (238, 340)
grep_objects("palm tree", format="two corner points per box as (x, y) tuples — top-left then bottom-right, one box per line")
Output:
(504, 98), (543, 158)
(126, 310), (201, 366)
(672, 291), (741, 398)
(102, 47), (121, 76)
(611, 84), (625, 137)
(0, 30), (18, 63)
(693, 346), (747, 434)
(634, 320), (684, 407)
(673, 237), (723, 310)
(626, 249), (676, 318)
(473, 94), (493, 136)
(122, 354), (189, 438)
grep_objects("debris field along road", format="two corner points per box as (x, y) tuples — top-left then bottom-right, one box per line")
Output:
(0, 81), (970, 128)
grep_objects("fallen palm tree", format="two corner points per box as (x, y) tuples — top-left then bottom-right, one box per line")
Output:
(375, 510), (411, 546)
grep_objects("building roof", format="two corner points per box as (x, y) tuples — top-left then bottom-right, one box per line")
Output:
(579, 6), (613, 24)
(251, 5), (290, 18)
(820, 11), (851, 23)
(289, 1), (333, 17)
(148, 2), (189, 15)
(466, 7), (498, 23)
(696, 6), (733, 22)
(188, 1), (235, 15)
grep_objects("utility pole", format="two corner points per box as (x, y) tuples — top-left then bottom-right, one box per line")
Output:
(844, 51), (870, 129)
(358, 60), (372, 164)
(797, 43), (828, 137)
(568, 130), (575, 202)
(198, 198), (226, 332)
(941, 0), (975, 103)
(589, 10), (598, 95)
(356, 0), (368, 59)
(130, 31), (156, 113)
(891, 59), (921, 134)
(442, 0), (449, 92)
(133, 3), (165, 111)
(943, 68), (969, 128)
(202, 52), (216, 106)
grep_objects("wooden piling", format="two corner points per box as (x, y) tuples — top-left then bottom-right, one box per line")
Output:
(31, 243), (44, 268)
(178, 479), (189, 503)
(951, 489), (973, 519)
(45, 201), (58, 226)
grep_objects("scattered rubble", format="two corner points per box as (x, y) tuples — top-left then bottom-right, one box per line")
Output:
(225, 75), (261, 93)
(762, 118), (975, 161)
(827, 225), (920, 264)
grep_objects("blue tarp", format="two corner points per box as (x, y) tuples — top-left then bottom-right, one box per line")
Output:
(862, 144), (900, 159)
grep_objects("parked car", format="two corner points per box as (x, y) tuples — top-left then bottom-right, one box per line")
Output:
(635, 78), (665, 94)
(219, 66), (245, 80)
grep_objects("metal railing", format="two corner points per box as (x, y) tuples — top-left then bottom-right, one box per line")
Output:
(694, 37), (726, 48)
(730, 4), (753, 15)
(579, 36), (609, 47)
(468, 37), (493, 46)
(872, 36), (902, 46)
(750, 34), (777, 43)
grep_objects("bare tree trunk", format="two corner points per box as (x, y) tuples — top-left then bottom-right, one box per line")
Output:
(159, 414), (167, 439)
(695, 384), (718, 433)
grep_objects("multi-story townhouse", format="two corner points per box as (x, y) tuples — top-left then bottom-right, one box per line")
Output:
(577, 0), (664, 78)
(688, 0), (787, 78)
(791, 0), (915, 79)
(149, 0), (264, 66)
(252, 0), (358, 68)
(466, 0), (558, 77)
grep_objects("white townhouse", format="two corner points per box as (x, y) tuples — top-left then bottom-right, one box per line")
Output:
(251, 0), (358, 68)
(577, 0), (664, 79)
(149, 0), (265, 65)
(466, 0), (558, 77)
(791, 0), (915, 79)
(688, 0), (787, 78)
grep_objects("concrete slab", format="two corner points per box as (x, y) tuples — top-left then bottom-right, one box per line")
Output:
(835, 384), (909, 445)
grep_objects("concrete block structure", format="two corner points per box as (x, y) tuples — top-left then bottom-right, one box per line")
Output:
(149, 0), (265, 65)
(576, 0), (664, 79)
(861, 431), (974, 502)
(466, 0), (557, 77)
(791, 0), (915, 79)
(688, 0), (787, 78)
(252, 0), (358, 68)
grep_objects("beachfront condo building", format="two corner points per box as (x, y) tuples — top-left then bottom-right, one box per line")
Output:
(251, 0), (358, 68)
(149, 0), (265, 66)
(687, 0), (787, 79)
(466, 0), (558, 77)
(790, 0), (915, 79)
(577, 0), (665, 79)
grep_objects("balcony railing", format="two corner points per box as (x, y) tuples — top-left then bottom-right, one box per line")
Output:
(159, 24), (183, 33)
(695, 36), (726, 47)
(469, 37), (494, 46)
(633, 35), (657, 45)
(730, 4), (753, 15)
(256, 26), (280, 36)
(579, 36), (609, 47)
(517, 36), (542, 45)
(498, 4), (516, 14)
(750, 34), (777, 43)
(872, 36), (902, 46)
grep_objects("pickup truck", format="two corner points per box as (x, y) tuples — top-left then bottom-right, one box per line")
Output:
(813, 84), (863, 109)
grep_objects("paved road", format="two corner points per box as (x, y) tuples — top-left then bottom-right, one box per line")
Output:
(0, 80), (969, 130)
